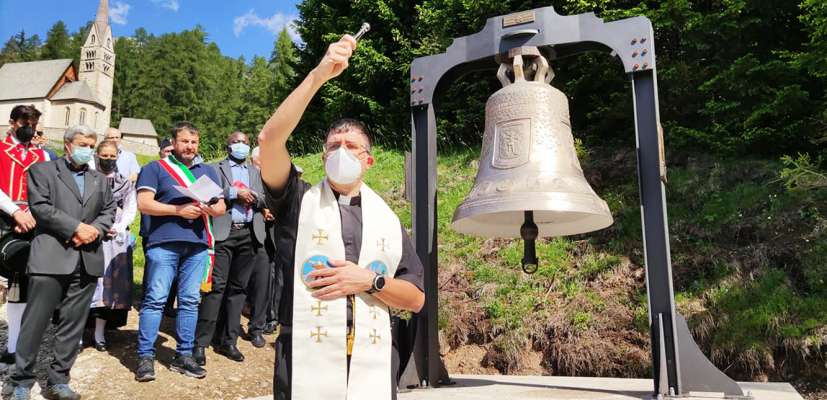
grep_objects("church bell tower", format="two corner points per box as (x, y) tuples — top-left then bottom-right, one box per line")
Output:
(78, 0), (115, 132)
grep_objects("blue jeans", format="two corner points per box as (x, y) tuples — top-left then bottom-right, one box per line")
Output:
(138, 242), (207, 358)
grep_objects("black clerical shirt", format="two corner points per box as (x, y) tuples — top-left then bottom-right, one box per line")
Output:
(264, 164), (425, 329)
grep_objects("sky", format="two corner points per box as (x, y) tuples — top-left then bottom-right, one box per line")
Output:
(0, 0), (302, 61)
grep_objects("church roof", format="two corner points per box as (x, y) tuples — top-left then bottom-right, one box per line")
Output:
(51, 81), (104, 108)
(0, 59), (73, 101)
(119, 118), (158, 137)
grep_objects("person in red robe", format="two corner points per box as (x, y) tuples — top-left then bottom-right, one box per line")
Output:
(0, 105), (50, 365)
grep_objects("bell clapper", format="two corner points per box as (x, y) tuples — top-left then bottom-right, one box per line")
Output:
(520, 211), (539, 274)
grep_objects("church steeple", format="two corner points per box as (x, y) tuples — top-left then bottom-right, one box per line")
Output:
(78, 0), (115, 133)
(94, 0), (109, 35)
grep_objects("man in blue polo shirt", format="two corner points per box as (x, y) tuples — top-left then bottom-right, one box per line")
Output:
(134, 122), (226, 382)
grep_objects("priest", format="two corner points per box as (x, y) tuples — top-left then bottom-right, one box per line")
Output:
(257, 35), (425, 400)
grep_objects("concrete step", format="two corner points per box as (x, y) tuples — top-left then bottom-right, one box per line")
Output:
(243, 374), (802, 400)
(396, 375), (803, 400)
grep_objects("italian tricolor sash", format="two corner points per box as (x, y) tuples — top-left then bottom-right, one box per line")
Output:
(291, 180), (402, 400)
(157, 155), (216, 292)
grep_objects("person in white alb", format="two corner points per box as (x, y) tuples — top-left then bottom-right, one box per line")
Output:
(257, 35), (425, 400)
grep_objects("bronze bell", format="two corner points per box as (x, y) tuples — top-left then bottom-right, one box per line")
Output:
(452, 47), (613, 247)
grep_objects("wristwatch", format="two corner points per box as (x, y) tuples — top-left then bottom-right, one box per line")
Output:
(366, 272), (386, 294)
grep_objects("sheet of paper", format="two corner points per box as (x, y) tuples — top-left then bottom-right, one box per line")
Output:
(174, 174), (223, 203)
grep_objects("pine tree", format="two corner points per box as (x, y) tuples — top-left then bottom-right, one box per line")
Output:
(0, 30), (41, 65)
(111, 35), (142, 126)
(239, 56), (276, 137)
(0, 36), (22, 66)
(42, 21), (72, 60)
(270, 27), (298, 105)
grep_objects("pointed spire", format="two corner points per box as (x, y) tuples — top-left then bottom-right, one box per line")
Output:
(94, 0), (109, 36)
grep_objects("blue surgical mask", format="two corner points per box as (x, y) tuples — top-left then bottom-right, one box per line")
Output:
(71, 146), (94, 165)
(229, 143), (250, 160)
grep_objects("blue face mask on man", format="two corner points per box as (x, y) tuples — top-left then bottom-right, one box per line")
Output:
(71, 146), (94, 165)
(229, 143), (250, 160)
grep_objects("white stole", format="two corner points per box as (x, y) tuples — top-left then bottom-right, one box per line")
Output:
(292, 180), (402, 400)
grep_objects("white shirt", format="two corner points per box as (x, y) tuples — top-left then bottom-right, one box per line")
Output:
(0, 190), (19, 216)
(116, 149), (141, 181)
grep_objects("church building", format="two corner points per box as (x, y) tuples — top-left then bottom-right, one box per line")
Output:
(0, 0), (115, 140)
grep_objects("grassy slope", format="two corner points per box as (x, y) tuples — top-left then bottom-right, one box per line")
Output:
(129, 147), (827, 382)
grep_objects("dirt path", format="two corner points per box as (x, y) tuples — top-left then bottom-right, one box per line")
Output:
(0, 305), (275, 400)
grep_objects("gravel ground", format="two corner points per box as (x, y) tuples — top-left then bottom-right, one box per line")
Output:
(0, 304), (276, 400)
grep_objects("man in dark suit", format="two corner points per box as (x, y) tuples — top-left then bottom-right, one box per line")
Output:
(6, 125), (116, 400)
(193, 131), (269, 365)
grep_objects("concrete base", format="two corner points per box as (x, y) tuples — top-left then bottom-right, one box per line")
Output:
(396, 375), (803, 400)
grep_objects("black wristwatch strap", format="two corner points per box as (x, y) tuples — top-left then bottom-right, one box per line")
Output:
(366, 272), (383, 294)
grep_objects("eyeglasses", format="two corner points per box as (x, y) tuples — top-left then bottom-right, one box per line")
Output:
(324, 141), (370, 159)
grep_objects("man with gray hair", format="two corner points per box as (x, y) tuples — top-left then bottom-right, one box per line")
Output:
(103, 127), (141, 183)
(5, 125), (116, 400)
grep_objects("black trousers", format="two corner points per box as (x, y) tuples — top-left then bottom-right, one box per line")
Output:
(247, 256), (276, 334)
(195, 226), (265, 346)
(10, 268), (97, 388)
(267, 259), (283, 324)
(273, 328), (400, 400)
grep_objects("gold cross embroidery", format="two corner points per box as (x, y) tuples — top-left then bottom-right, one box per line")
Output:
(369, 328), (381, 344)
(312, 229), (329, 245)
(377, 238), (387, 252)
(311, 301), (328, 316)
(369, 305), (378, 320)
(311, 326), (328, 343)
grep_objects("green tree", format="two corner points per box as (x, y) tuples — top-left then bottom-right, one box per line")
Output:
(290, 0), (826, 156)
(41, 21), (73, 60)
(0, 36), (22, 66)
(0, 30), (41, 65)
(796, 0), (827, 155)
(111, 33), (145, 126)
(238, 56), (276, 138)
(270, 27), (298, 106)
(293, 0), (423, 150)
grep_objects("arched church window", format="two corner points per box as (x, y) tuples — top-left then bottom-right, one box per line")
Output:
(107, 38), (111, 48)
(91, 35), (96, 44)
(65, 107), (70, 126)
(80, 109), (86, 125)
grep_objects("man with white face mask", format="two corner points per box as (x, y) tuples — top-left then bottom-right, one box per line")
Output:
(258, 35), (425, 400)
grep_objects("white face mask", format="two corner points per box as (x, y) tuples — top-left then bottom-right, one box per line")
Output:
(325, 146), (363, 185)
